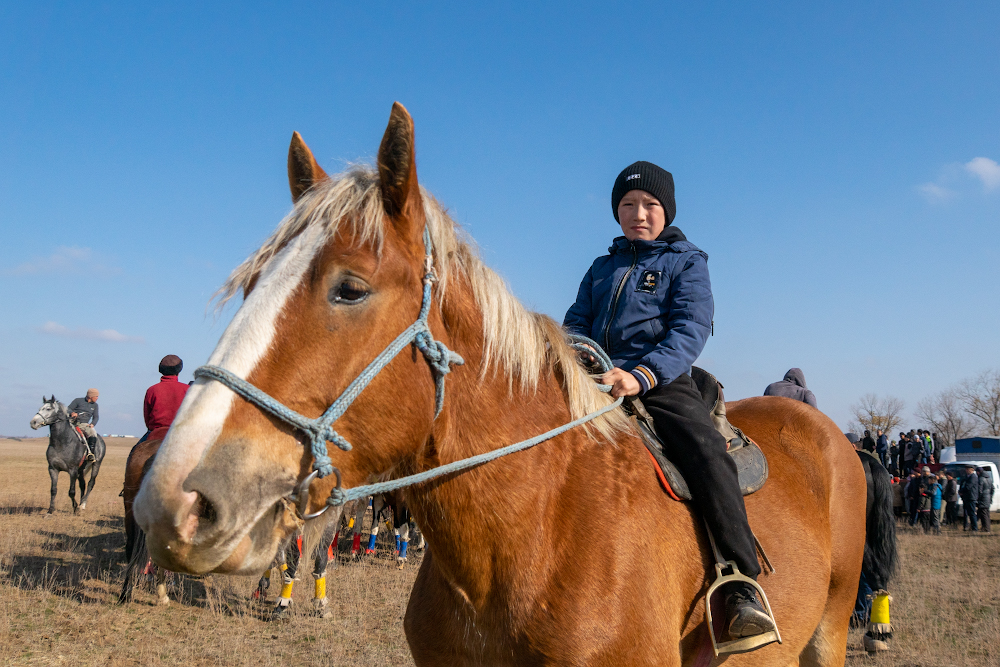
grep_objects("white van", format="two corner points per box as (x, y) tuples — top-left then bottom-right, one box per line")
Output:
(940, 461), (1000, 516)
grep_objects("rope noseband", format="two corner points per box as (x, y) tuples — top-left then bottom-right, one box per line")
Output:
(194, 227), (620, 518)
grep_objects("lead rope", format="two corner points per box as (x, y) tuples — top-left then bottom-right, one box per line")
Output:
(193, 226), (620, 514)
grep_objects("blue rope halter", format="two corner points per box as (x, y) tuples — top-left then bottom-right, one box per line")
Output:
(194, 227), (620, 518)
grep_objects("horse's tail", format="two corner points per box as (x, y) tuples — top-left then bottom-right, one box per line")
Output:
(118, 526), (148, 604)
(860, 452), (898, 589)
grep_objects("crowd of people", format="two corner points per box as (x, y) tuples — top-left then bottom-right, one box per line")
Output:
(891, 464), (994, 534)
(846, 427), (995, 535)
(852, 428), (941, 475)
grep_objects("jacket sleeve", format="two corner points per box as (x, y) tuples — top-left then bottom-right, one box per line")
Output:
(631, 252), (713, 392)
(804, 390), (818, 408)
(91, 403), (99, 427)
(143, 388), (154, 430)
(562, 265), (595, 339)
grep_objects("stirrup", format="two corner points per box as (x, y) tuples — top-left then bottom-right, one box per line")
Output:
(704, 560), (781, 656)
(701, 519), (781, 656)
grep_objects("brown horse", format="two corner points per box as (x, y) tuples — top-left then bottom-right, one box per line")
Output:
(120, 427), (170, 604)
(135, 103), (882, 665)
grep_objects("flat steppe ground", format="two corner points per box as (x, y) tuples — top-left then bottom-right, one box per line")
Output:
(1, 437), (997, 666)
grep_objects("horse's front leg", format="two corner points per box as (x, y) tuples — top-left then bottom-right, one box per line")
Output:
(47, 467), (59, 515)
(155, 568), (170, 605)
(80, 460), (101, 510)
(67, 469), (79, 514)
(76, 467), (88, 511)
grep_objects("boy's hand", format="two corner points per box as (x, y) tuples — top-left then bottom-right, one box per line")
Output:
(601, 368), (641, 398)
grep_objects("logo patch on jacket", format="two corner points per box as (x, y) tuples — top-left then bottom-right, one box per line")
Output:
(636, 270), (661, 294)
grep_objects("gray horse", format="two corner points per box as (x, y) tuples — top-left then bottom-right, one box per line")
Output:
(29, 396), (106, 514)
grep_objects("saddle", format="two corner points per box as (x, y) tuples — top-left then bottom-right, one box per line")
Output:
(627, 367), (769, 501)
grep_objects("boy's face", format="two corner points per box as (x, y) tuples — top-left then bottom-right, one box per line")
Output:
(617, 189), (666, 241)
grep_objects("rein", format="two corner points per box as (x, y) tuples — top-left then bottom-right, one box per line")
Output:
(194, 228), (621, 520)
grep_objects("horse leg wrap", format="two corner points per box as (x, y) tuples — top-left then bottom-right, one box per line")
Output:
(867, 590), (893, 637)
(399, 540), (408, 559)
(394, 529), (400, 554)
(280, 581), (294, 600)
(314, 576), (326, 600)
(348, 517), (355, 529)
(351, 533), (361, 555)
(366, 528), (378, 553)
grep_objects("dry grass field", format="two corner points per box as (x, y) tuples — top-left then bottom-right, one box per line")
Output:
(2, 436), (997, 666)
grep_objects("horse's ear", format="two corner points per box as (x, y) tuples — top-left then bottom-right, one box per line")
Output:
(377, 102), (423, 237)
(287, 132), (329, 203)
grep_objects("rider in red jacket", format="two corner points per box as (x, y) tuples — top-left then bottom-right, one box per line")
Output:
(140, 355), (189, 442)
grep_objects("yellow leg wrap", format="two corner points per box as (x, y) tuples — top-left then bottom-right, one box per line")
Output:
(348, 518), (355, 529)
(280, 582), (294, 599)
(870, 592), (891, 625)
(314, 577), (326, 599)
(263, 569), (271, 580)
(280, 563), (288, 571)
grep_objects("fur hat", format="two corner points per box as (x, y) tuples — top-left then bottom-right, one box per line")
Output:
(159, 354), (183, 376)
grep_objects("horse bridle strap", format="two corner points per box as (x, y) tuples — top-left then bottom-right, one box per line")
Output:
(193, 227), (465, 480)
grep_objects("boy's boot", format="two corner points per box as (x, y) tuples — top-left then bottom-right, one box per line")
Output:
(725, 583), (776, 638)
(85, 436), (97, 462)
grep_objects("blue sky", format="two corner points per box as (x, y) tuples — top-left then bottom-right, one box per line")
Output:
(1, 2), (998, 436)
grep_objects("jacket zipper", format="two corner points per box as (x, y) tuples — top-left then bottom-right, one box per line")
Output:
(602, 243), (638, 354)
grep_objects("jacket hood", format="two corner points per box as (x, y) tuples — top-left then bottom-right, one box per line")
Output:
(783, 368), (807, 388)
(609, 226), (690, 255)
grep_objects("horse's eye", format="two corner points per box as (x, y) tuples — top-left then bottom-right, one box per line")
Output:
(330, 279), (369, 304)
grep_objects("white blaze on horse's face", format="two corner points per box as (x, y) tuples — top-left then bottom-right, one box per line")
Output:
(133, 223), (326, 574)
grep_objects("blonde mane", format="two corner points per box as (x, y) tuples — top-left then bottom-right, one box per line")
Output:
(217, 166), (628, 439)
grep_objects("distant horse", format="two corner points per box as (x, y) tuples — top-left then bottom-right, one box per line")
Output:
(30, 396), (106, 514)
(135, 103), (893, 665)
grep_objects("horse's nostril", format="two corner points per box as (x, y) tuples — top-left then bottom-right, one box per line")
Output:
(194, 492), (217, 525)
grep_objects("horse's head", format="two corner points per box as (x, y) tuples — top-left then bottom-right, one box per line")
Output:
(31, 396), (63, 430)
(134, 103), (451, 575)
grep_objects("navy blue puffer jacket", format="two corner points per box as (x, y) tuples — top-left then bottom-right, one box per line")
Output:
(563, 227), (713, 393)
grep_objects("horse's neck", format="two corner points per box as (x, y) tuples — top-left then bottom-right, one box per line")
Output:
(408, 332), (592, 608)
(48, 410), (76, 448)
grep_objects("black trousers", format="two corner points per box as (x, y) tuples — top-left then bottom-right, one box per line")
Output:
(643, 374), (761, 579)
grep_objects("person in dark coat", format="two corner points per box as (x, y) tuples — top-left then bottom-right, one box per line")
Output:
(564, 161), (775, 643)
(861, 430), (877, 455)
(960, 465), (980, 531)
(763, 368), (817, 408)
(889, 439), (899, 476)
(900, 433), (915, 476)
(977, 467), (993, 533)
(905, 471), (924, 527)
(943, 473), (960, 526)
(875, 430), (889, 469)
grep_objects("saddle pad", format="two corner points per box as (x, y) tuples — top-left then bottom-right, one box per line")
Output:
(634, 417), (769, 500)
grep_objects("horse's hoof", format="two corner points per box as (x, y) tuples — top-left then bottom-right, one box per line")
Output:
(272, 602), (292, 621)
(311, 598), (332, 619)
(863, 634), (890, 653)
(158, 597), (170, 606)
(79, 502), (87, 510)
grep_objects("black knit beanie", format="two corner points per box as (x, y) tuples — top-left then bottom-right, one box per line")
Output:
(611, 161), (676, 224)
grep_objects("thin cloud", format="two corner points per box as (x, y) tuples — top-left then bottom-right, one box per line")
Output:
(39, 321), (145, 344)
(965, 157), (1000, 191)
(918, 182), (956, 202)
(6, 246), (119, 276)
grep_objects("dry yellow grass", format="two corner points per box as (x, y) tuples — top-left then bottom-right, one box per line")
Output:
(2, 437), (997, 666)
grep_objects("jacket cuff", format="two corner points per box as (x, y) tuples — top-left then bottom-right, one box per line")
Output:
(631, 365), (657, 395)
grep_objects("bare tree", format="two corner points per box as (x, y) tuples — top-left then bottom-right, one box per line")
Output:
(915, 388), (974, 448)
(849, 393), (905, 437)
(956, 369), (1000, 436)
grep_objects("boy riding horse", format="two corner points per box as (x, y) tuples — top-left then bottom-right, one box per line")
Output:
(563, 161), (776, 642)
